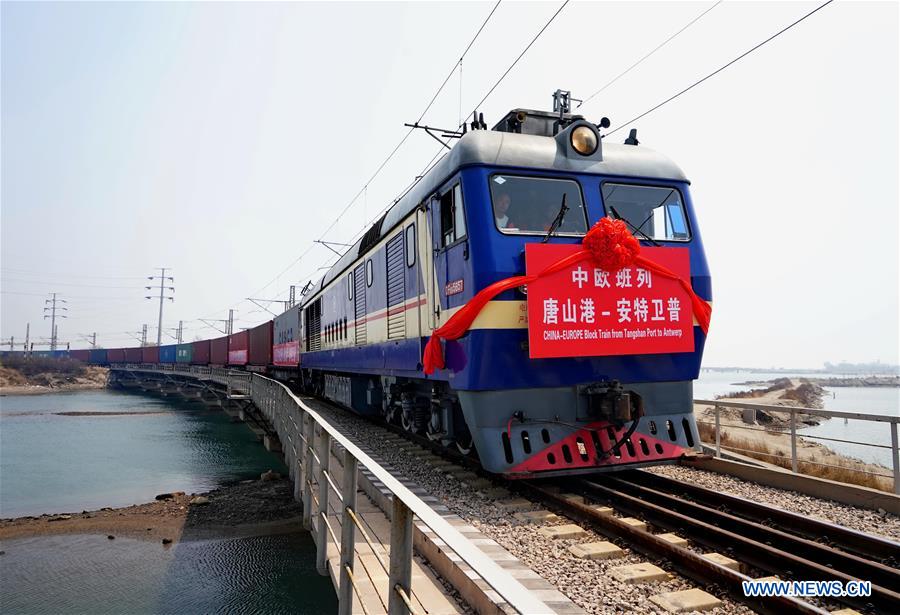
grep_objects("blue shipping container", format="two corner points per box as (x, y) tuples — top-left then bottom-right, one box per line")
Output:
(159, 344), (177, 364)
(89, 348), (108, 364)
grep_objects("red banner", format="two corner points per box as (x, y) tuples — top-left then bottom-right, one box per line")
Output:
(525, 244), (694, 359)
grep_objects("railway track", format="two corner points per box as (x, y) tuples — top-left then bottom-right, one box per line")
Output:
(318, 399), (900, 614)
(521, 471), (900, 614)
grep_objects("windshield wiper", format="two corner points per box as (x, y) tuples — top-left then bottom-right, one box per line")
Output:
(541, 193), (568, 243)
(633, 188), (675, 239)
(609, 206), (661, 247)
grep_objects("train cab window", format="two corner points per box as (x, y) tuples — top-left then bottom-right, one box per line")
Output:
(600, 183), (691, 242)
(366, 259), (373, 286)
(405, 224), (416, 267)
(439, 183), (466, 247)
(348, 272), (354, 301)
(489, 175), (587, 235)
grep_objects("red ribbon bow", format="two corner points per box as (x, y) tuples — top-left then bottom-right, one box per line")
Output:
(422, 218), (711, 374)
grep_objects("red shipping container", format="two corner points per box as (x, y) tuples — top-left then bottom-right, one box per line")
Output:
(70, 349), (90, 362)
(107, 348), (126, 363)
(228, 330), (249, 365)
(210, 336), (228, 365)
(192, 339), (211, 365)
(125, 347), (142, 363)
(142, 346), (159, 364)
(248, 321), (273, 366)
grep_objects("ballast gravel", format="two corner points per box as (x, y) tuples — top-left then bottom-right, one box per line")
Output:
(310, 401), (750, 615)
(646, 464), (900, 541)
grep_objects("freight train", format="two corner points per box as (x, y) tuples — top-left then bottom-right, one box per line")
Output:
(16, 95), (712, 478)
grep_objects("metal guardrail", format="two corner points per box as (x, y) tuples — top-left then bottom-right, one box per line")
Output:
(695, 399), (900, 494)
(114, 364), (552, 614)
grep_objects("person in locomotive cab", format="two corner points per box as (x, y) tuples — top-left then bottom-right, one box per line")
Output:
(494, 191), (512, 228)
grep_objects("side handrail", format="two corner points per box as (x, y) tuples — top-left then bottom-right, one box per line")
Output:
(694, 398), (900, 494)
(251, 373), (552, 614)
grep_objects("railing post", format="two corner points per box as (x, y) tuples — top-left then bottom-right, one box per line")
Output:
(315, 428), (331, 576)
(891, 421), (899, 495)
(388, 496), (413, 615)
(302, 414), (313, 530)
(714, 405), (721, 458)
(790, 409), (798, 473)
(338, 448), (358, 615)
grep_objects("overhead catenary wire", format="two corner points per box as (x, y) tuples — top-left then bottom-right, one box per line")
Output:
(214, 2), (504, 317)
(577, 0), (723, 109)
(310, 0), (503, 245)
(463, 0), (570, 126)
(605, 0), (835, 137)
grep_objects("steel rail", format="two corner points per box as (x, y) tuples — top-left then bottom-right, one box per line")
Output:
(575, 478), (899, 613)
(623, 469), (900, 563)
(595, 474), (900, 591)
(518, 481), (826, 615)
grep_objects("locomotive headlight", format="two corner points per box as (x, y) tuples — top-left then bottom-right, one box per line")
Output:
(571, 125), (598, 156)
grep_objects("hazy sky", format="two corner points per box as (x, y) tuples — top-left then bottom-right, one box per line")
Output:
(2, 1), (897, 368)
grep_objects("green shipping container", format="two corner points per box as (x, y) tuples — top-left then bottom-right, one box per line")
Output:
(176, 343), (193, 363)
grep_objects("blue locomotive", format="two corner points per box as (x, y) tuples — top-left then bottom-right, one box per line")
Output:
(76, 94), (711, 478)
(282, 96), (711, 477)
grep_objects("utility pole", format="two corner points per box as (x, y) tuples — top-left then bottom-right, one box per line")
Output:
(176, 320), (183, 344)
(78, 333), (97, 348)
(227, 309), (234, 336)
(289, 285), (296, 310)
(25, 323), (30, 353)
(43, 293), (68, 351)
(7, 337), (13, 351)
(141, 324), (148, 347)
(145, 268), (174, 347)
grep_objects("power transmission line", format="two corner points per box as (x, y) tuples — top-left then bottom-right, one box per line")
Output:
(605, 0), (835, 137)
(578, 0), (723, 109)
(0, 267), (146, 280)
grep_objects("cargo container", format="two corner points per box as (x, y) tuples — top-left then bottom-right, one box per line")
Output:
(248, 321), (273, 366)
(176, 343), (193, 364)
(141, 346), (159, 364)
(70, 349), (90, 362)
(210, 336), (228, 365)
(31, 350), (69, 358)
(159, 344), (177, 364)
(228, 330), (249, 365)
(89, 348), (108, 364)
(107, 348), (126, 363)
(274, 306), (301, 367)
(192, 339), (211, 365)
(124, 347), (142, 363)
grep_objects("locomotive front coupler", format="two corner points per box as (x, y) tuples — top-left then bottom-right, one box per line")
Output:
(580, 380), (645, 426)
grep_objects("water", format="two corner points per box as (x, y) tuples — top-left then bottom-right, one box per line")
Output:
(696, 370), (899, 468)
(0, 390), (285, 518)
(0, 389), (337, 614)
(0, 533), (335, 614)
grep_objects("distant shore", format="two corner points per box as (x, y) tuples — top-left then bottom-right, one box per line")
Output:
(0, 474), (300, 544)
(735, 375), (898, 388)
(0, 360), (108, 396)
